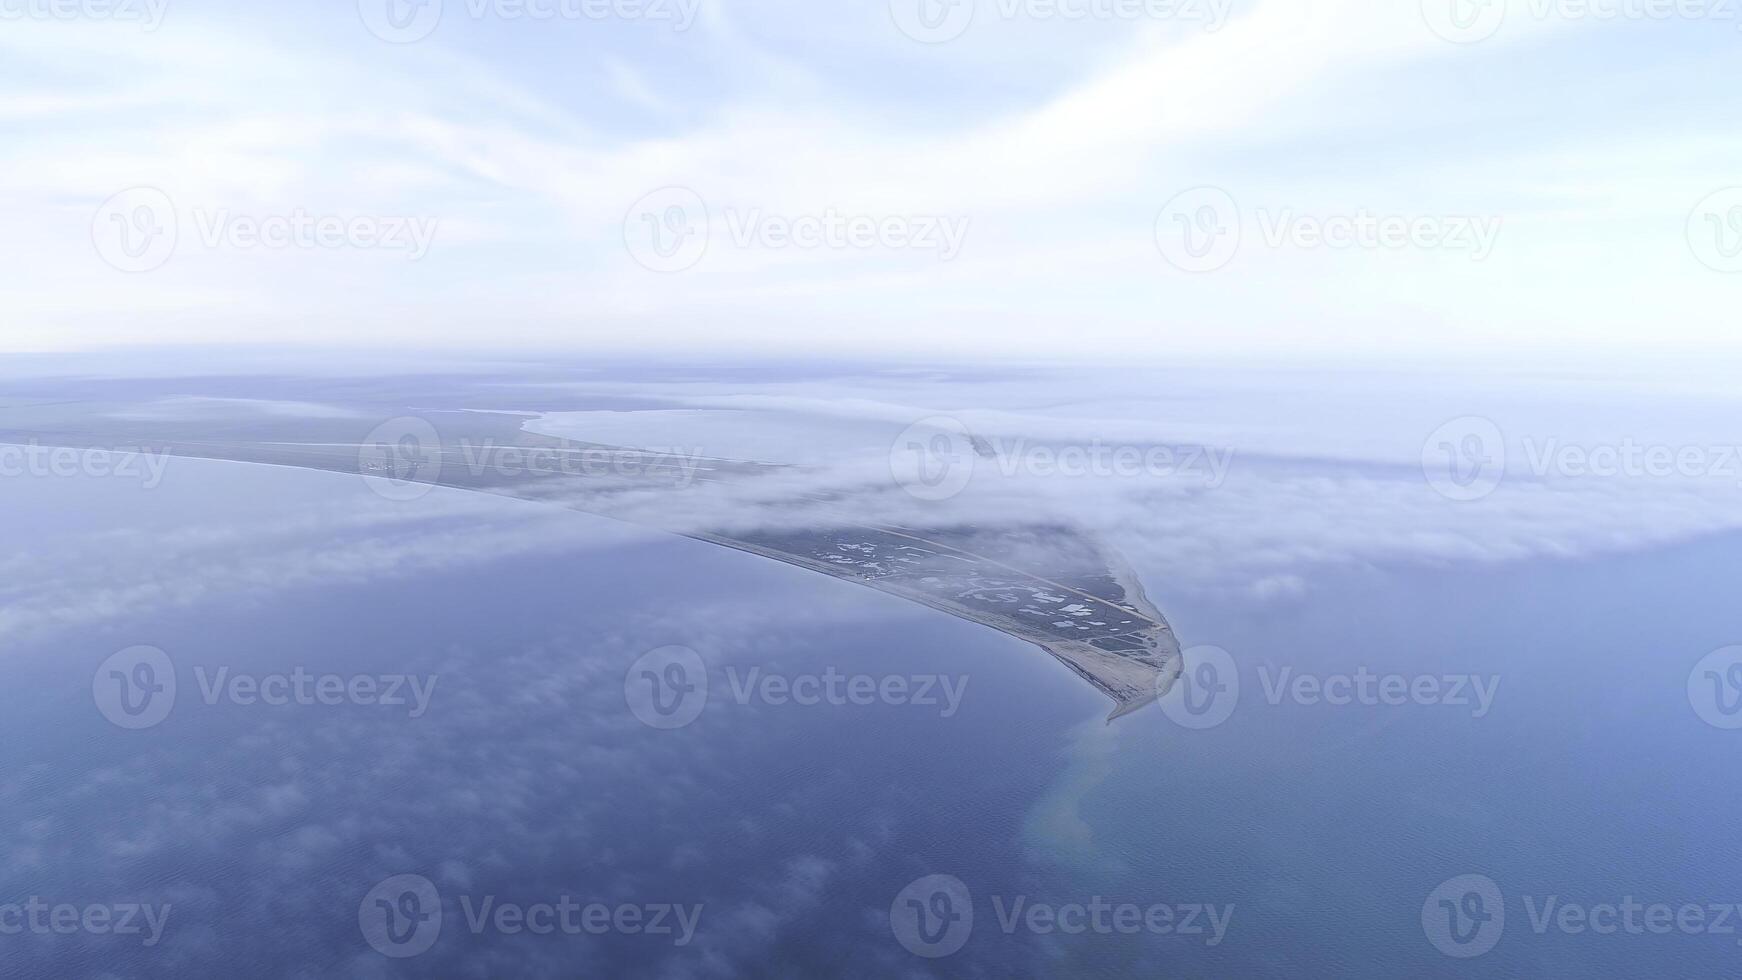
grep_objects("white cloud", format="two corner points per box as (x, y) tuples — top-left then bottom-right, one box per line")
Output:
(1, 1), (1734, 356)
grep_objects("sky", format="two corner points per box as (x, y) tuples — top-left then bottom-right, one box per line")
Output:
(1, 0), (1738, 359)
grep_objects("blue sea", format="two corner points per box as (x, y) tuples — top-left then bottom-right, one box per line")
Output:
(3, 366), (1741, 978)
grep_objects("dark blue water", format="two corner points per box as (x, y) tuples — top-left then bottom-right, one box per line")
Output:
(4, 464), (1740, 977)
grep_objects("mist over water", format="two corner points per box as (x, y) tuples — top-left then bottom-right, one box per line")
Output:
(3, 358), (1739, 977)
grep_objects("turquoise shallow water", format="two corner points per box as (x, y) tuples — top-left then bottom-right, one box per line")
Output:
(1035, 531), (1742, 977)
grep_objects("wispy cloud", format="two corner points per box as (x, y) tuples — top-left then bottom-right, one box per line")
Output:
(3, 1), (1736, 357)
